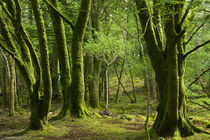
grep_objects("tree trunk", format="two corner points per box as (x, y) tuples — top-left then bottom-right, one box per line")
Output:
(84, 55), (90, 103)
(31, 0), (52, 125)
(89, 57), (100, 108)
(50, 49), (60, 99)
(114, 58), (125, 103)
(2, 54), (9, 108)
(136, 0), (194, 137)
(48, 0), (72, 118)
(148, 71), (156, 97)
(129, 66), (136, 103)
(70, 0), (92, 117)
(105, 64), (109, 109)
(0, 2), (43, 129)
(9, 55), (15, 116)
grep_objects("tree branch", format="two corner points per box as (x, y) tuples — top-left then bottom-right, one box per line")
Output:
(108, 55), (118, 66)
(190, 100), (210, 111)
(185, 15), (209, 46)
(0, 42), (20, 62)
(0, 0), (14, 21)
(184, 40), (210, 58)
(109, 16), (136, 38)
(179, 0), (195, 27)
(187, 68), (210, 89)
(43, 0), (74, 31)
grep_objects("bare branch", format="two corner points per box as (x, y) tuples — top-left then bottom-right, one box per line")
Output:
(109, 16), (136, 38)
(108, 55), (118, 66)
(187, 68), (210, 89)
(43, 0), (74, 31)
(184, 40), (210, 58)
(185, 16), (209, 46)
(190, 100), (210, 111)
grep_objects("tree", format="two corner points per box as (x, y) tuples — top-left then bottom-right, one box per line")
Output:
(0, 0), (52, 130)
(88, 0), (103, 108)
(9, 55), (15, 116)
(70, 0), (92, 117)
(45, 0), (92, 117)
(135, 0), (210, 137)
(30, 0), (52, 126)
(48, 0), (72, 118)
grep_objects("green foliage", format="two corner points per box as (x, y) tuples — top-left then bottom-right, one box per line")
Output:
(84, 32), (125, 57)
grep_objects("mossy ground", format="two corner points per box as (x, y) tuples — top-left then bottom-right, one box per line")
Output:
(0, 79), (209, 140)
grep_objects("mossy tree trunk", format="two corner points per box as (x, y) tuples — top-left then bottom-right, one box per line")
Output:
(48, 0), (72, 118)
(70, 0), (92, 117)
(135, 0), (197, 137)
(2, 52), (9, 108)
(88, 0), (102, 108)
(31, 0), (52, 124)
(0, 12), (39, 129)
(89, 58), (100, 108)
(0, 0), (52, 130)
(50, 47), (60, 99)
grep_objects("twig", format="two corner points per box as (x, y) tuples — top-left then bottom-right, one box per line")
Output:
(109, 16), (136, 38)
(184, 40), (210, 58)
(187, 68), (210, 89)
(190, 100), (210, 110)
(185, 16), (209, 46)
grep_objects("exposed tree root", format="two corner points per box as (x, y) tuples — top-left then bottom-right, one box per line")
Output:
(186, 118), (210, 135)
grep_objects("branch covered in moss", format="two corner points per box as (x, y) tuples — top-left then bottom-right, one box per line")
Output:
(43, 0), (74, 31)
(0, 0), (14, 21)
(179, 0), (195, 27)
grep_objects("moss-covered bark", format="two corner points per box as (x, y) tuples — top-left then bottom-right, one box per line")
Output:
(0, 0), (51, 130)
(48, 0), (72, 118)
(136, 0), (194, 137)
(2, 55), (9, 108)
(70, 0), (92, 117)
(88, 0), (102, 108)
(0, 12), (41, 129)
(90, 58), (100, 108)
(31, 0), (52, 124)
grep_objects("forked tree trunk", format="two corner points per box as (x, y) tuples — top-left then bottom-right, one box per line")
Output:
(70, 0), (92, 117)
(136, 0), (194, 137)
(48, 0), (72, 118)
(31, 0), (52, 125)
(0, 1), (44, 130)
(152, 58), (193, 137)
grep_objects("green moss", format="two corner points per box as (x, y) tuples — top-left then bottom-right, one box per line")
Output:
(206, 123), (210, 128)
(25, 125), (69, 137)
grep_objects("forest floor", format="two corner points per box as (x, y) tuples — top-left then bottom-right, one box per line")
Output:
(0, 82), (210, 140)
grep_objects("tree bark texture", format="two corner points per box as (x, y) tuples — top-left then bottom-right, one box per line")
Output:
(49, 0), (72, 118)
(70, 0), (92, 117)
(136, 0), (194, 137)
(31, 0), (52, 124)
